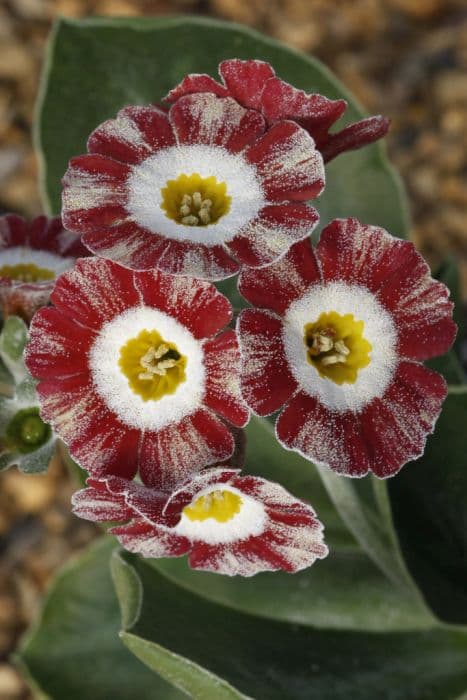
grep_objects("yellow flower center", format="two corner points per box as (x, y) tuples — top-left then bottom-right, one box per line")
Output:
(0, 263), (55, 283)
(304, 311), (372, 385)
(118, 329), (187, 401)
(183, 489), (243, 523)
(161, 173), (231, 226)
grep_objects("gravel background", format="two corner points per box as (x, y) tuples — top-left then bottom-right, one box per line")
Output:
(0, 1), (466, 697)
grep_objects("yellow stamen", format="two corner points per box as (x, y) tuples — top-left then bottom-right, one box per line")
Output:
(304, 311), (372, 385)
(119, 329), (187, 401)
(0, 263), (55, 283)
(183, 489), (243, 523)
(161, 173), (231, 227)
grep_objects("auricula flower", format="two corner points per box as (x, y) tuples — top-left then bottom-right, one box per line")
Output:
(72, 468), (328, 577)
(238, 218), (456, 478)
(0, 214), (88, 321)
(25, 257), (249, 489)
(166, 59), (390, 163)
(61, 92), (324, 280)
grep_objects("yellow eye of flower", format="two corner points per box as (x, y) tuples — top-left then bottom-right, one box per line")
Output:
(161, 173), (231, 226)
(304, 311), (372, 385)
(119, 328), (187, 401)
(0, 263), (55, 283)
(183, 489), (243, 523)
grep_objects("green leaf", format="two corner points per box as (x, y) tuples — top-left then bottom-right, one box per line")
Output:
(388, 386), (467, 624)
(115, 550), (467, 700)
(37, 16), (409, 240)
(0, 316), (29, 384)
(17, 537), (185, 700)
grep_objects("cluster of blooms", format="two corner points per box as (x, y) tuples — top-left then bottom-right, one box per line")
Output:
(4, 59), (456, 576)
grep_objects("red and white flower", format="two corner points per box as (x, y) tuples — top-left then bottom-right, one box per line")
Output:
(25, 257), (249, 489)
(166, 59), (389, 163)
(0, 214), (88, 321)
(238, 218), (457, 478)
(62, 91), (324, 280)
(72, 468), (328, 577)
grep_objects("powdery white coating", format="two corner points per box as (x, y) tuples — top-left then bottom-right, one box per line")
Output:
(89, 305), (205, 430)
(126, 144), (266, 244)
(282, 281), (398, 412)
(0, 247), (76, 278)
(174, 485), (267, 545)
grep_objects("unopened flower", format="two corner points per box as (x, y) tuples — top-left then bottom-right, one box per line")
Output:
(0, 214), (88, 322)
(238, 218), (456, 478)
(166, 59), (389, 163)
(25, 257), (249, 488)
(62, 92), (324, 280)
(72, 468), (328, 576)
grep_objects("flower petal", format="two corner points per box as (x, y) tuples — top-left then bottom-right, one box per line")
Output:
(169, 93), (265, 152)
(87, 105), (175, 164)
(227, 202), (319, 268)
(51, 257), (140, 331)
(139, 409), (235, 490)
(246, 121), (325, 201)
(81, 221), (170, 271)
(133, 267), (232, 339)
(202, 329), (250, 427)
(238, 237), (321, 314)
(157, 238), (240, 281)
(320, 115), (390, 163)
(71, 478), (134, 522)
(62, 154), (131, 232)
(165, 73), (229, 102)
(360, 361), (447, 478)
(316, 218), (457, 360)
(25, 307), (95, 379)
(238, 309), (297, 416)
(219, 59), (275, 110)
(111, 518), (190, 558)
(37, 373), (140, 479)
(260, 76), (347, 141)
(275, 390), (372, 477)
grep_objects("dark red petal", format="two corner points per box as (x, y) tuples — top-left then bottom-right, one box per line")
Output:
(219, 59), (275, 110)
(238, 309), (297, 416)
(276, 391), (371, 477)
(317, 216), (456, 359)
(139, 410), (235, 490)
(169, 94), (265, 151)
(246, 121), (325, 202)
(71, 484), (133, 522)
(320, 116), (390, 163)
(316, 217), (409, 289)
(110, 518), (190, 558)
(51, 257), (139, 331)
(0, 214), (29, 246)
(202, 329), (249, 427)
(62, 154), (130, 233)
(165, 74), (229, 102)
(157, 238), (239, 281)
(87, 105), (175, 164)
(25, 307), (95, 379)
(227, 203), (319, 268)
(134, 268), (232, 339)
(239, 237), (321, 314)
(261, 76), (347, 138)
(37, 373), (140, 479)
(376, 247), (456, 361)
(81, 221), (170, 272)
(360, 361), (447, 478)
